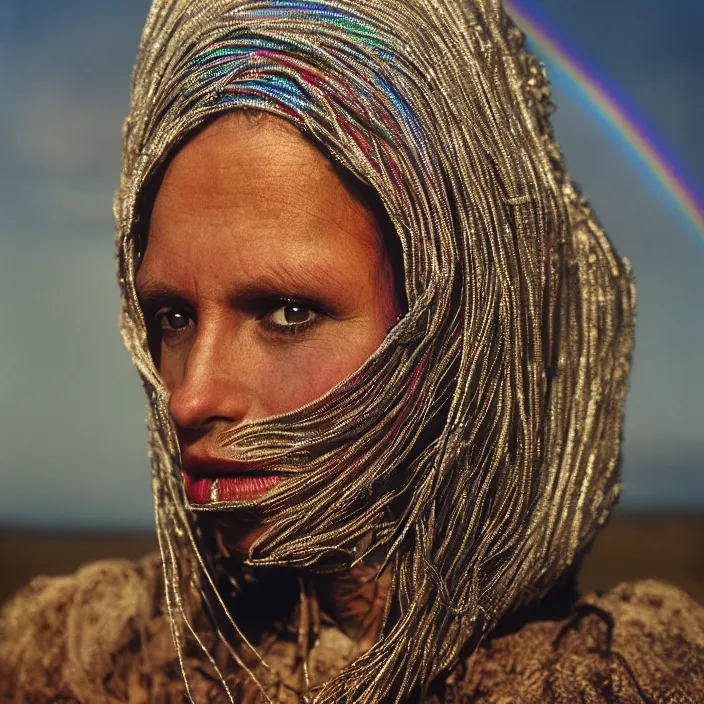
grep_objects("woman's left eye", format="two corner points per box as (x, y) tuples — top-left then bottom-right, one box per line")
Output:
(265, 302), (318, 331)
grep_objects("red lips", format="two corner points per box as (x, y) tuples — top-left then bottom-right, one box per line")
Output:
(182, 453), (281, 504)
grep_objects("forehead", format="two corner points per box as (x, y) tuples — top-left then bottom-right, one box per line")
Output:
(136, 112), (386, 291)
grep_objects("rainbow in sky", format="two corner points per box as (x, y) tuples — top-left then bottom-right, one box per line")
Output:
(505, 0), (704, 241)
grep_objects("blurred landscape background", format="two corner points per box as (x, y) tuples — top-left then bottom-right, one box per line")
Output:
(0, 0), (702, 601)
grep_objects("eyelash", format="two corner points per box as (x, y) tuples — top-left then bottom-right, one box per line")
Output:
(152, 298), (324, 339)
(154, 307), (194, 342)
(258, 298), (323, 336)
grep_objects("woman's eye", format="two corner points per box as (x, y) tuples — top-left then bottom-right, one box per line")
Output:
(156, 308), (193, 334)
(267, 303), (317, 329)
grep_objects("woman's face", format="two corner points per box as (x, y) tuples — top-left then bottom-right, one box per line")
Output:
(136, 113), (401, 553)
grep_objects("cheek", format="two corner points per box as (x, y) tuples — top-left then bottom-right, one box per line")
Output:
(251, 324), (387, 416)
(158, 343), (190, 393)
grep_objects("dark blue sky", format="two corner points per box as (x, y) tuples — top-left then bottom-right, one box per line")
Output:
(515, 0), (704, 198)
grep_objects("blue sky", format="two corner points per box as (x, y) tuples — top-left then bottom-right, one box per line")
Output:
(0, 0), (701, 529)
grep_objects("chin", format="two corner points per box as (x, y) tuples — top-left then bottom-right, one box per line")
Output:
(206, 514), (270, 558)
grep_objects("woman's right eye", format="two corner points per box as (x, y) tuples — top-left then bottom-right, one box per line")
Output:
(155, 308), (194, 337)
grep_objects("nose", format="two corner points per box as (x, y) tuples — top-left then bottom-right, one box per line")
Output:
(167, 325), (251, 433)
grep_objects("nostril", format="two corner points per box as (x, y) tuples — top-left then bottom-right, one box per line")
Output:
(175, 425), (210, 447)
(168, 376), (246, 433)
(168, 386), (215, 431)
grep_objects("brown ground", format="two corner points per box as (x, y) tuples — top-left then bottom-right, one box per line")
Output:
(1, 514), (702, 605)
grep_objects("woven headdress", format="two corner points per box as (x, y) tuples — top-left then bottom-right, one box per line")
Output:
(116, 0), (635, 700)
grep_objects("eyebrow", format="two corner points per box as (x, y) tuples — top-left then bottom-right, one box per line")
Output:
(230, 264), (344, 302)
(134, 280), (186, 305)
(136, 260), (347, 310)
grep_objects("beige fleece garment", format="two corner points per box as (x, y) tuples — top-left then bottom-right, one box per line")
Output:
(1, 553), (702, 703)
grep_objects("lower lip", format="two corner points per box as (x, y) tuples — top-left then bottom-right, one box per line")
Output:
(184, 473), (282, 505)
